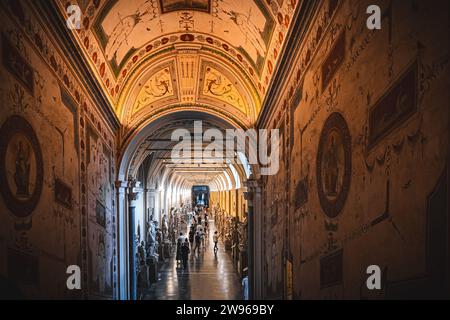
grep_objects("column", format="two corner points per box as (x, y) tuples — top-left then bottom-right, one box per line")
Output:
(143, 188), (148, 242)
(115, 180), (129, 300)
(253, 182), (262, 300)
(128, 180), (140, 300)
(244, 179), (262, 300)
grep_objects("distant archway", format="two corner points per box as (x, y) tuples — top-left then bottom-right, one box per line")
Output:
(116, 110), (260, 299)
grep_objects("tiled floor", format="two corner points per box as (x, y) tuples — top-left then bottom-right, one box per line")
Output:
(143, 220), (243, 300)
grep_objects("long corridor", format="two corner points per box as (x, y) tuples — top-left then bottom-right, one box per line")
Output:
(144, 220), (243, 300)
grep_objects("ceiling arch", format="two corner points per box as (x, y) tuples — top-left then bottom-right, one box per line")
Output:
(58, 0), (300, 128)
(117, 44), (260, 134)
(119, 110), (253, 198)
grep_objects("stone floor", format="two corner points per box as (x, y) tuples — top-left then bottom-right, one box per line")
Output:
(143, 220), (243, 300)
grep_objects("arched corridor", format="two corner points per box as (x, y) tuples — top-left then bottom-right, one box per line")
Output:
(143, 219), (242, 300)
(116, 111), (257, 300)
(0, 0), (449, 301)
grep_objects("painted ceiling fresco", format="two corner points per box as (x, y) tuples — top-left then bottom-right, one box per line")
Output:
(96, 0), (273, 76)
(58, 0), (299, 126)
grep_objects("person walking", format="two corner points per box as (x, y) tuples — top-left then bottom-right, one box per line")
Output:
(204, 217), (209, 237)
(189, 227), (194, 247)
(194, 231), (201, 256)
(213, 231), (219, 254)
(176, 238), (182, 267)
(181, 239), (190, 269)
(199, 228), (205, 251)
(242, 268), (249, 300)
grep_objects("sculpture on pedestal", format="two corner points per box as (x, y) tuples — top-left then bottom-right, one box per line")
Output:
(161, 214), (169, 241)
(146, 212), (158, 258)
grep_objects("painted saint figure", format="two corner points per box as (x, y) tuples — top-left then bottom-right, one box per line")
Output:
(14, 140), (30, 197)
(324, 135), (339, 197)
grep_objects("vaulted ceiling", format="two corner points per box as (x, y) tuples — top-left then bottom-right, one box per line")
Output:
(57, 0), (300, 135)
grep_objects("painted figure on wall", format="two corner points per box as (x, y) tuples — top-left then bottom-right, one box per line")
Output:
(14, 140), (31, 197)
(0, 116), (43, 218)
(6, 132), (37, 203)
(323, 132), (343, 198)
(103, 0), (157, 63)
(317, 112), (352, 218)
(219, 8), (267, 58)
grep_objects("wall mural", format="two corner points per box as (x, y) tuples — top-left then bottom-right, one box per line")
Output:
(2, 33), (34, 95)
(368, 62), (418, 150)
(0, 116), (43, 218)
(94, 0), (275, 76)
(87, 124), (114, 297)
(316, 112), (351, 219)
(321, 31), (345, 92)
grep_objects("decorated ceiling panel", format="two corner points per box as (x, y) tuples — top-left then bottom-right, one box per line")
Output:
(200, 64), (249, 115)
(133, 63), (178, 113)
(58, 0), (299, 126)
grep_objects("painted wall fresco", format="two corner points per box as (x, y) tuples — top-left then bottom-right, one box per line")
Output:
(87, 124), (114, 297)
(0, 1), (117, 299)
(316, 112), (352, 219)
(260, 0), (449, 299)
(0, 116), (44, 218)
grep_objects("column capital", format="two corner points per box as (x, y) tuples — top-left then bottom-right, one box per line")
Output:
(128, 191), (139, 202)
(115, 180), (129, 190)
(244, 179), (262, 192)
(128, 180), (141, 203)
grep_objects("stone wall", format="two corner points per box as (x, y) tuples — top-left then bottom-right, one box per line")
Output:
(260, 0), (449, 299)
(0, 1), (118, 299)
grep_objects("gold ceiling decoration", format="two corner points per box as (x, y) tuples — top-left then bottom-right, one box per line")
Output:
(201, 66), (248, 115)
(58, 0), (299, 128)
(134, 66), (176, 112)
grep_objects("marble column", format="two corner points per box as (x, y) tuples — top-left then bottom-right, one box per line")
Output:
(115, 180), (129, 300)
(128, 182), (140, 301)
(244, 179), (262, 300)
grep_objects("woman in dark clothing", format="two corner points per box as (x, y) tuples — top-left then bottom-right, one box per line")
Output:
(181, 239), (190, 269)
(176, 238), (182, 267)
(189, 228), (194, 246)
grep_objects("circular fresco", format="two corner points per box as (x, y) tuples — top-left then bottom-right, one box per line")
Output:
(0, 116), (43, 218)
(316, 112), (352, 218)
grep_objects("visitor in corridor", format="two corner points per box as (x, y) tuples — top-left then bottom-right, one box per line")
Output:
(176, 238), (182, 267)
(181, 239), (190, 269)
(194, 232), (201, 255)
(213, 231), (219, 254)
(242, 268), (249, 300)
(189, 227), (194, 247)
(199, 228), (205, 250)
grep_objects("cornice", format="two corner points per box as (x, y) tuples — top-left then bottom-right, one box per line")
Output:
(257, 0), (320, 128)
(33, 0), (120, 132)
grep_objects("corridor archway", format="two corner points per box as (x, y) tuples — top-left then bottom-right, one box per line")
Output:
(116, 110), (261, 300)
